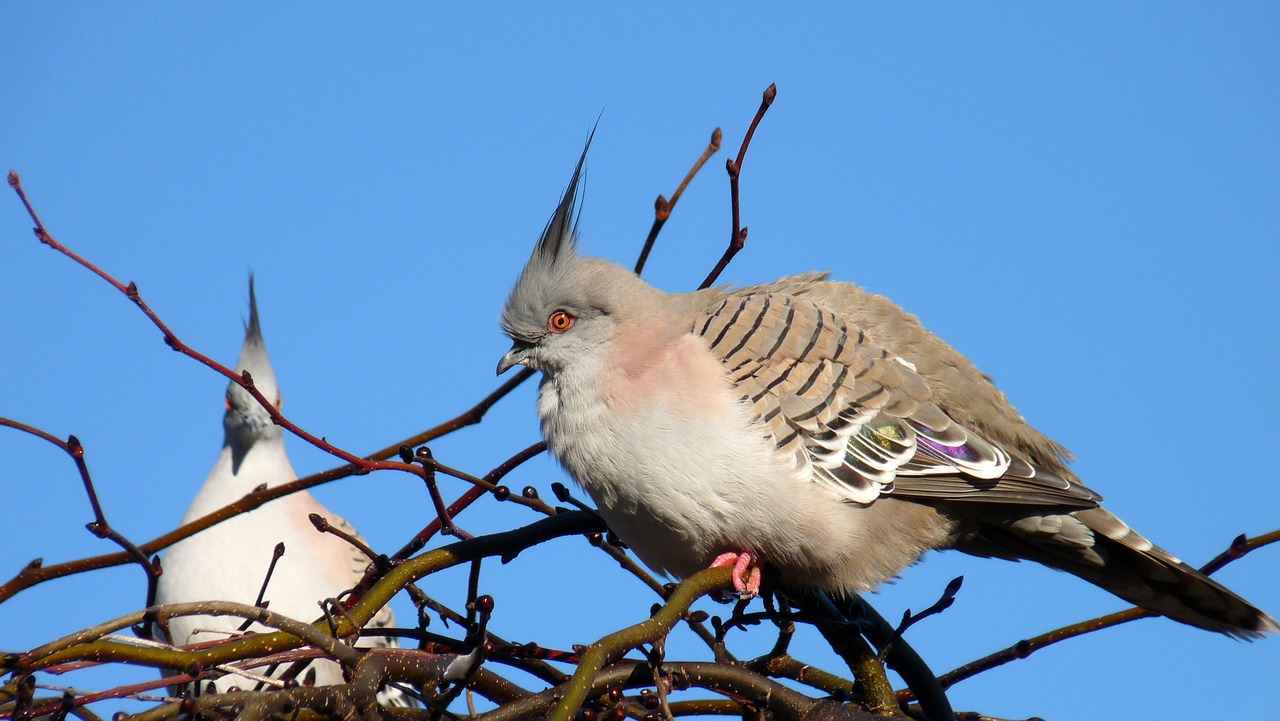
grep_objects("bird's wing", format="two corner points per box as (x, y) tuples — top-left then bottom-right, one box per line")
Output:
(697, 289), (1099, 508)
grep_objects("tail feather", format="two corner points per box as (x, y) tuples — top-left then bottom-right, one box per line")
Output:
(956, 507), (1277, 638)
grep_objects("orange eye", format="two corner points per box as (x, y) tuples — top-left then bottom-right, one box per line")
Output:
(547, 310), (575, 334)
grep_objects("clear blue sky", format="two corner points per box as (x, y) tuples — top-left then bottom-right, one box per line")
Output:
(2, 5), (1277, 719)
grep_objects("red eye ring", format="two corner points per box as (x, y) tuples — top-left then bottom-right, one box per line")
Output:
(547, 310), (575, 334)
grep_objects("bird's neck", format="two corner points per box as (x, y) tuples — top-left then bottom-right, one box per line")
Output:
(180, 440), (298, 523)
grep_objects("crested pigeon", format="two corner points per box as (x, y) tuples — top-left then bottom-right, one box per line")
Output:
(497, 142), (1277, 638)
(155, 279), (412, 703)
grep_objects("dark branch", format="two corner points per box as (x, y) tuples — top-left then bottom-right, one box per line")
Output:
(926, 529), (1280, 696)
(367, 368), (537, 462)
(0, 417), (159, 619)
(699, 83), (777, 290)
(634, 127), (723, 275)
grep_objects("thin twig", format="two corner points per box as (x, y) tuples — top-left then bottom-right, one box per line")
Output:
(390, 487), (487, 563)
(341, 441), (555, 615)
(406, 591), (567, 687)
(0, 436), (548, 604)
(13, 513), (603, 679)
(0, 418), (159, 610)
(430, 459), (553, 514)
(432, 595), (492, 721)
(699, 83), (777, 290)
(309, 515), (378, 562)
(877, 577), (963, 663)
(8, 170), (431, 480)
(254, 543), (287, 609)
(0, 463), (347, 603)
(412, 447), (471, 540)
(848, 596), (952, 721)
(924, 529), (1280, 696)
(367, 367), (537, 461)
(634, 128), (723, 276)
(236, 543), (287, 633)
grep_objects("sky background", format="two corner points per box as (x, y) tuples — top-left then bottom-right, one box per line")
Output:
(2, 4), (1278, 719)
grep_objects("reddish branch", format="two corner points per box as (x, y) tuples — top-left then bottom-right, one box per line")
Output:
(8, 174), (435, 472)
(0, 462), (342, 602)
(0, 446), (547, 605)
(1, 171), (549, 602)
(288, 438), (540, 568)
(0, 417), (158, 607)
(918, 528), (1280, 698)
(634, 128), (724, 276)
(366, 367), (537, 461)
(14, 675), (186, 720)
(700, 82), (777, 290)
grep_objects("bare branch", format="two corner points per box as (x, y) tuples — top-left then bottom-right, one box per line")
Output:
(547, 565), (733, 721)
(366, 367), (537, 461)
(699, 83), (777, 290)
(634, 127), (723, 276)
(925, 529), (1280, 696)
(0, 417), (159, 617)
(7, 171), (433, 480)
(479, 660), (890, 721)
(878, 577), (964, 663)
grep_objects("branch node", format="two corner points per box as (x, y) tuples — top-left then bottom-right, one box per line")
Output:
(654, 194), (671, 221)
(1229, 533), (1249, 559)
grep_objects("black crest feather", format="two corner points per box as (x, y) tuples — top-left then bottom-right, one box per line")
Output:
(534, 124), (595, 265)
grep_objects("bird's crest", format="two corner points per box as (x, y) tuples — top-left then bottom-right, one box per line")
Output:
(532, 127), (593, 269)
(224, 275), (285, 468)
(231, 274), (281, 410)
(245, 272), (264, 347)
(501, 128), (595, 340)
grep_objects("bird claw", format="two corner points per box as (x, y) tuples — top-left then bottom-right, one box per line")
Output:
(710, 551), (762, 599)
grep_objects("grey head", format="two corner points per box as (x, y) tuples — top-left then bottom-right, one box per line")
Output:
(225, 276), (284, 468)
(498, 132), (662, 376)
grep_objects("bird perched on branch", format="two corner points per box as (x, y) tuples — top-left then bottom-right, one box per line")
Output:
(497, 140), (1277, 638)
(155, 279), (412, 703)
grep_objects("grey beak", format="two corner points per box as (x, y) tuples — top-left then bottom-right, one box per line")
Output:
(497, 340), (534, 375)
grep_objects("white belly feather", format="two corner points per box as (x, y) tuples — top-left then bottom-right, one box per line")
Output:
(536, 333), (947, 593)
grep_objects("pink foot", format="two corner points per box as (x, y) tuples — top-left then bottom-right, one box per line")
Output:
(709, 551), (763, 598)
